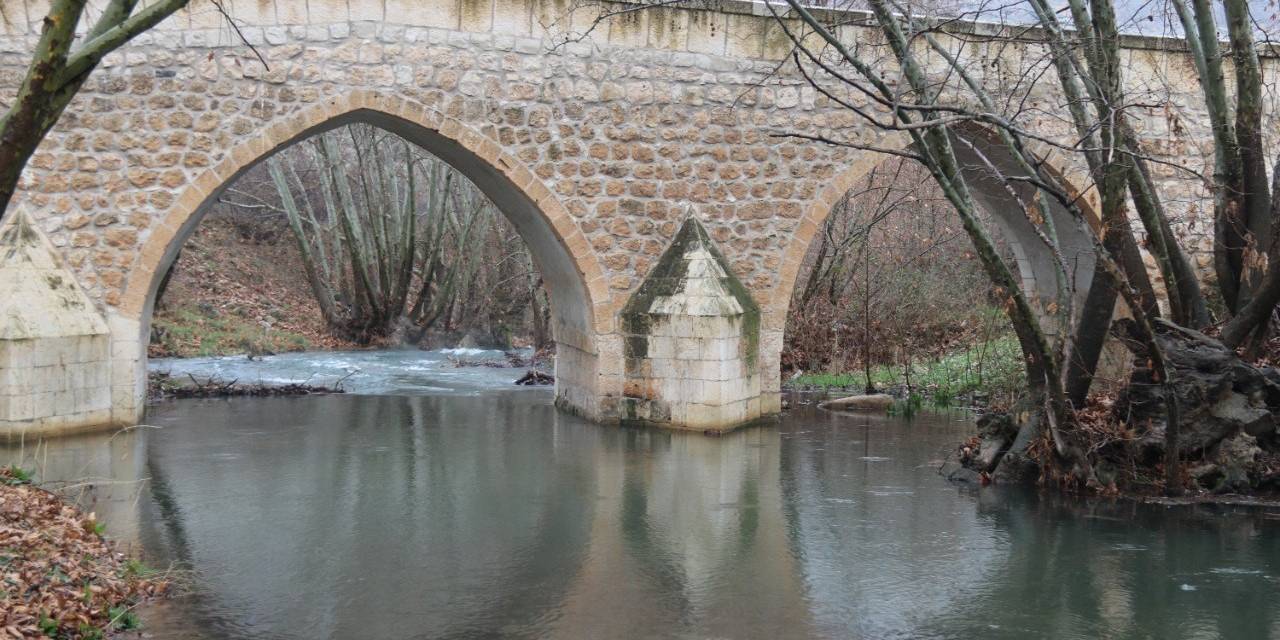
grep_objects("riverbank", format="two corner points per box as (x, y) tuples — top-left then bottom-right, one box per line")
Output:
(785, 335), (1025, 410)
(149, 216), (360, 358)
(0, 466), (170, 639)
(148, 371), (347, 400)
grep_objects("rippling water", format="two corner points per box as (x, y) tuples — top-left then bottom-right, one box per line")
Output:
(7, 351), (1280, 639)
(149, 347), (536, 395)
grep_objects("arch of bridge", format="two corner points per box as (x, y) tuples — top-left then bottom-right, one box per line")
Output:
(122, 93), (612, 353)
(772, 125), (1106, 340)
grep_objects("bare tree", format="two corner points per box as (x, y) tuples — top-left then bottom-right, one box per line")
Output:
(788, 158), (999, 395)
(544, 0), (1274, 486)
(219, 124), (550, 348)
(751, 0), (1280, 491)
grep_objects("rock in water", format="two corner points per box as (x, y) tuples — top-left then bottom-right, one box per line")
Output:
(515, 370), (554, 386)
(1116, 319), (1280, 457)
(819, 394), (894, 411)
(973, 412), (1019, 472)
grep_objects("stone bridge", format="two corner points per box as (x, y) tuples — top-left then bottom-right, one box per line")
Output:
(0, 0), (1245, 436)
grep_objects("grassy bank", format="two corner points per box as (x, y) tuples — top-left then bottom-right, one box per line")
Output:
(151, 305), (313, 358)
(149, 215), (359, 358)
(788, 335), (1025, 408)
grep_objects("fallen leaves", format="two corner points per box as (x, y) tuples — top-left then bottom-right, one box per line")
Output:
(0, 467), (168, 639)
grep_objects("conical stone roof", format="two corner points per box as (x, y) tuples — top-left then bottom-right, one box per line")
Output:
(0, 208), (108, 340)
(623, 215), (759, 320)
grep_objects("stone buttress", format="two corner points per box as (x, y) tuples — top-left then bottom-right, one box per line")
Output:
(619, 215), (766, 431)
(0, 210), (115, 438)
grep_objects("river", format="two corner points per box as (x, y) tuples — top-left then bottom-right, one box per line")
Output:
(5, 349), (1280, 639)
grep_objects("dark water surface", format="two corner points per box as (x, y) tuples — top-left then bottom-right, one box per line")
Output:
(7, 359), (1280, 638)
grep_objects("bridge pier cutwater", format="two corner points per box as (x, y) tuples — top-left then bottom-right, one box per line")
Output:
(0, 0), (1226, 437)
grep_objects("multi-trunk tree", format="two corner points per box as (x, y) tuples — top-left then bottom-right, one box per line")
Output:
(758, 0), (1279, 491)
(221, 124), (551, 348)
(561, 0), (1276, 490)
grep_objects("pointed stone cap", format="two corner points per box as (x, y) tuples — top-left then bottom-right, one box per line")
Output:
(0, 208), (107, 340)
(623, 215), (759, 318)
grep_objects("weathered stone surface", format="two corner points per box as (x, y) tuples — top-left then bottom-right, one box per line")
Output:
(1190, 432), (1263, 493)
(0, 210), (107, 341)
(619, 214), (761, 430)
(0, 209), (113, 438)
(1118, 320), (1280, 456)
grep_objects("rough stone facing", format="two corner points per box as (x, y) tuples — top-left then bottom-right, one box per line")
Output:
(0, 209), (113, 438)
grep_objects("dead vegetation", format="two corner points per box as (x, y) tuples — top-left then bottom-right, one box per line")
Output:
(149, 216), (361, 358)
(0, 467), (171, 639)
(147, 371), (347, 400)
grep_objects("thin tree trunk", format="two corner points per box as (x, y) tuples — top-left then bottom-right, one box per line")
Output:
(0, 0), (191, 218)
(268, 158), (344, 328)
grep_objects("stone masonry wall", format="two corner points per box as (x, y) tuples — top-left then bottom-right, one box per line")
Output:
(620, 216), (763, 430)
(0, 210), (114, 438)
(0, 0), (1271, 431)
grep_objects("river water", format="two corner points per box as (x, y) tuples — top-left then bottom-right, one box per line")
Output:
(6, 350), (1280, 639)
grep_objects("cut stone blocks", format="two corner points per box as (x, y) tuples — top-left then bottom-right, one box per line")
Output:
(0, 209), (114, 439)
(616, 214), (770, 432)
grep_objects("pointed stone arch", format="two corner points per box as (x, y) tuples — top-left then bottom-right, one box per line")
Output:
(763, 126), (1106, 401)
(771, 127), (1104, 331)
(115, 91), (615, 421)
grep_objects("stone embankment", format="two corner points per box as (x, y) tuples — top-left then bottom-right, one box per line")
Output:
(959, 321), (1280, 496)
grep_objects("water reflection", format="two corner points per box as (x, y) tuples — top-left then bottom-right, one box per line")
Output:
(6, 393), (1280, 639)
(780, 411), (1004, 638)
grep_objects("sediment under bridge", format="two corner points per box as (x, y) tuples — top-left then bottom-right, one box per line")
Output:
(0, 0), (1251, 435)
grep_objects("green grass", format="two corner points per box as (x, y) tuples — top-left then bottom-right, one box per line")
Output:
(120, 558), (156, 580)
(107, 605), (141, 631)
(1, 464), (33, 485)
(151, 305), (312, 358)
(790, 335), (1025, 408)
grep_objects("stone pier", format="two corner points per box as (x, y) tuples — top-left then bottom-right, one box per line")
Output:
(618, 216), (765, 431)
(0, 210), (116, 436)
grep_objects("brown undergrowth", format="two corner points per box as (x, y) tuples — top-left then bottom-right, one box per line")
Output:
(0, 467), (171, 639)
(1020, 394), (1280, 498)
(149, 214), (363, 358)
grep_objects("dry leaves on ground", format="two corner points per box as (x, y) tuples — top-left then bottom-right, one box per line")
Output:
(1, 467), (168, 639)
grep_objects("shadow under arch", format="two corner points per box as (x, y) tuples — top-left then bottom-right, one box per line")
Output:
(119, 95), (610, 416)
(770, 124), (1104, 336)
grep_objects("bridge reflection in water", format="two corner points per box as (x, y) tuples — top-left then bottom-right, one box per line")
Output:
(6, 393), (1280, 639)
